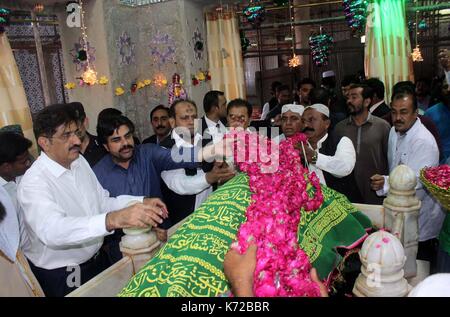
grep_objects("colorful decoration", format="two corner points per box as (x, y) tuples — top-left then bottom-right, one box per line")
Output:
(418, 19), (428, 32)
(192, 28), (204, 60)
(81, 66), (98, 85)
(64, 82), (76, 90)
(191, 70), (211, 86)
(98, 76), (109, 85)
(227, 131), (323, 297)
(243, 1), (265, 27)
(273, 0), (289, 7)
(412, 45), (423, 62)
(168, 73), (187, 106)
(0, 8), (11, 34)
(143, 79), (152, 86)
(342, 0), (369, 35)
(136, 81), (146, 89)
(130, 82), (138, 94)
(288, 54), (301, 68)
(309, 33), (333, 67)
(149, 32), (176, 68)
(117, 32), (136, 66)
(115, 87), (125, 96)
(153, 74), (168, 87)
(70, 37), (96, 71)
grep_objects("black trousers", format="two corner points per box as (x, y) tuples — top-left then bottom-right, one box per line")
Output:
(28, 249), (109, 297)
(417, 238), (439, 274)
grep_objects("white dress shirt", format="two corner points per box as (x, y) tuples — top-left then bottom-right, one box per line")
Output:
(161, 131), (212, 209)
(0, 176), (30, 252)
(0, 185), (19, 262)
(204, 116), (227, 144)
(376, 118), (445, 241)
(307, 134), (356, 185)
(17, 152), (143, 270)
(260, 102), (270, 120)
(369, 100), (385, 114)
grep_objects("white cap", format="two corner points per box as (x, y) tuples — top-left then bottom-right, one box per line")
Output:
(281, 104), (305, 116)
(322, 70), (335, 78)
(305, 103), (330, 118)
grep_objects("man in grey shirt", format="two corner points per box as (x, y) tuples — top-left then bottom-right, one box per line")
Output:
(333, 83), (390, 204)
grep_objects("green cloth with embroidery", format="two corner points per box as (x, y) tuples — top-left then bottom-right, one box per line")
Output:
(118, 173), (372, 297)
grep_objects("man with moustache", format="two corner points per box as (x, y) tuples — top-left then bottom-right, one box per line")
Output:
(143, 105), (171, 145)
(272, 104), (304, 144)
(68, 102), (107, 167)
(300, 104), (356, 191)
(333, 84), (390, 204)
(93, 113), (201, 261)
(17, 104), (169, 297)
(370, 88), (445, 271)
(159, 100), (235, 228)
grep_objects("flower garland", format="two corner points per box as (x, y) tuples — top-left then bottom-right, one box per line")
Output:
(227, 131), (324, 297)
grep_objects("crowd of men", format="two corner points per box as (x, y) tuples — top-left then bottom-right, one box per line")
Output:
(1, 50), (450, 297)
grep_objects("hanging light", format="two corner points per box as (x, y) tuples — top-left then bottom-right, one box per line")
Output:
(288, 0), (300, 68)
(412, 1), (423, 63)
(82, 66), (98, 85)
(289, 54), (301, 68)
(33, 3), (44, 13)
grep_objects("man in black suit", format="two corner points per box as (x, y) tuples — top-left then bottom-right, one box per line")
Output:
(200, 90), (228, 147)
(68, 102), (106, 167)
(142, 105), (171, 145)
(365, 78), (391, 118)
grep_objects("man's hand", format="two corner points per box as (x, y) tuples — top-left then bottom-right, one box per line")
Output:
(370, 174), (385, 191)
(206, 161), (236, 185)
(105, 202), (167, 231)
(438, 49), (450, 72)
(310, 268), (329, 297)
(223, 244), (257, 297)
(304, 145), (317, 164)
(294, 142), (316, 164)
(143, 197), (168, 218)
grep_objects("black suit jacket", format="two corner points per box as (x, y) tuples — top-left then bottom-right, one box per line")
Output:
(371, 102), (390, 118)
(142, 134), (158, 144)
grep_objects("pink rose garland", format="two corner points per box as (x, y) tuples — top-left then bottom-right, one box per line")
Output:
(226, 131), (324, 297)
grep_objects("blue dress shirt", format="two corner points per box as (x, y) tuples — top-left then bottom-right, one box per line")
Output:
(93, 143), (199, 199)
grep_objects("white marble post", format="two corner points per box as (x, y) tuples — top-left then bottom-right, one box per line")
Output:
(353, 231), (411, 297)
(382, 165), (420, 278)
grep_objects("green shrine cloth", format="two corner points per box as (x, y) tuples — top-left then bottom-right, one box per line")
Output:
(118, 173), (372, 297)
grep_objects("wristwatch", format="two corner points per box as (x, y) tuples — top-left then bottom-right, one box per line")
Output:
(311, 151), (318, 164)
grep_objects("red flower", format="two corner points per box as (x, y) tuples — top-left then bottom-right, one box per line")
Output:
(423, 165), (450, 190)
